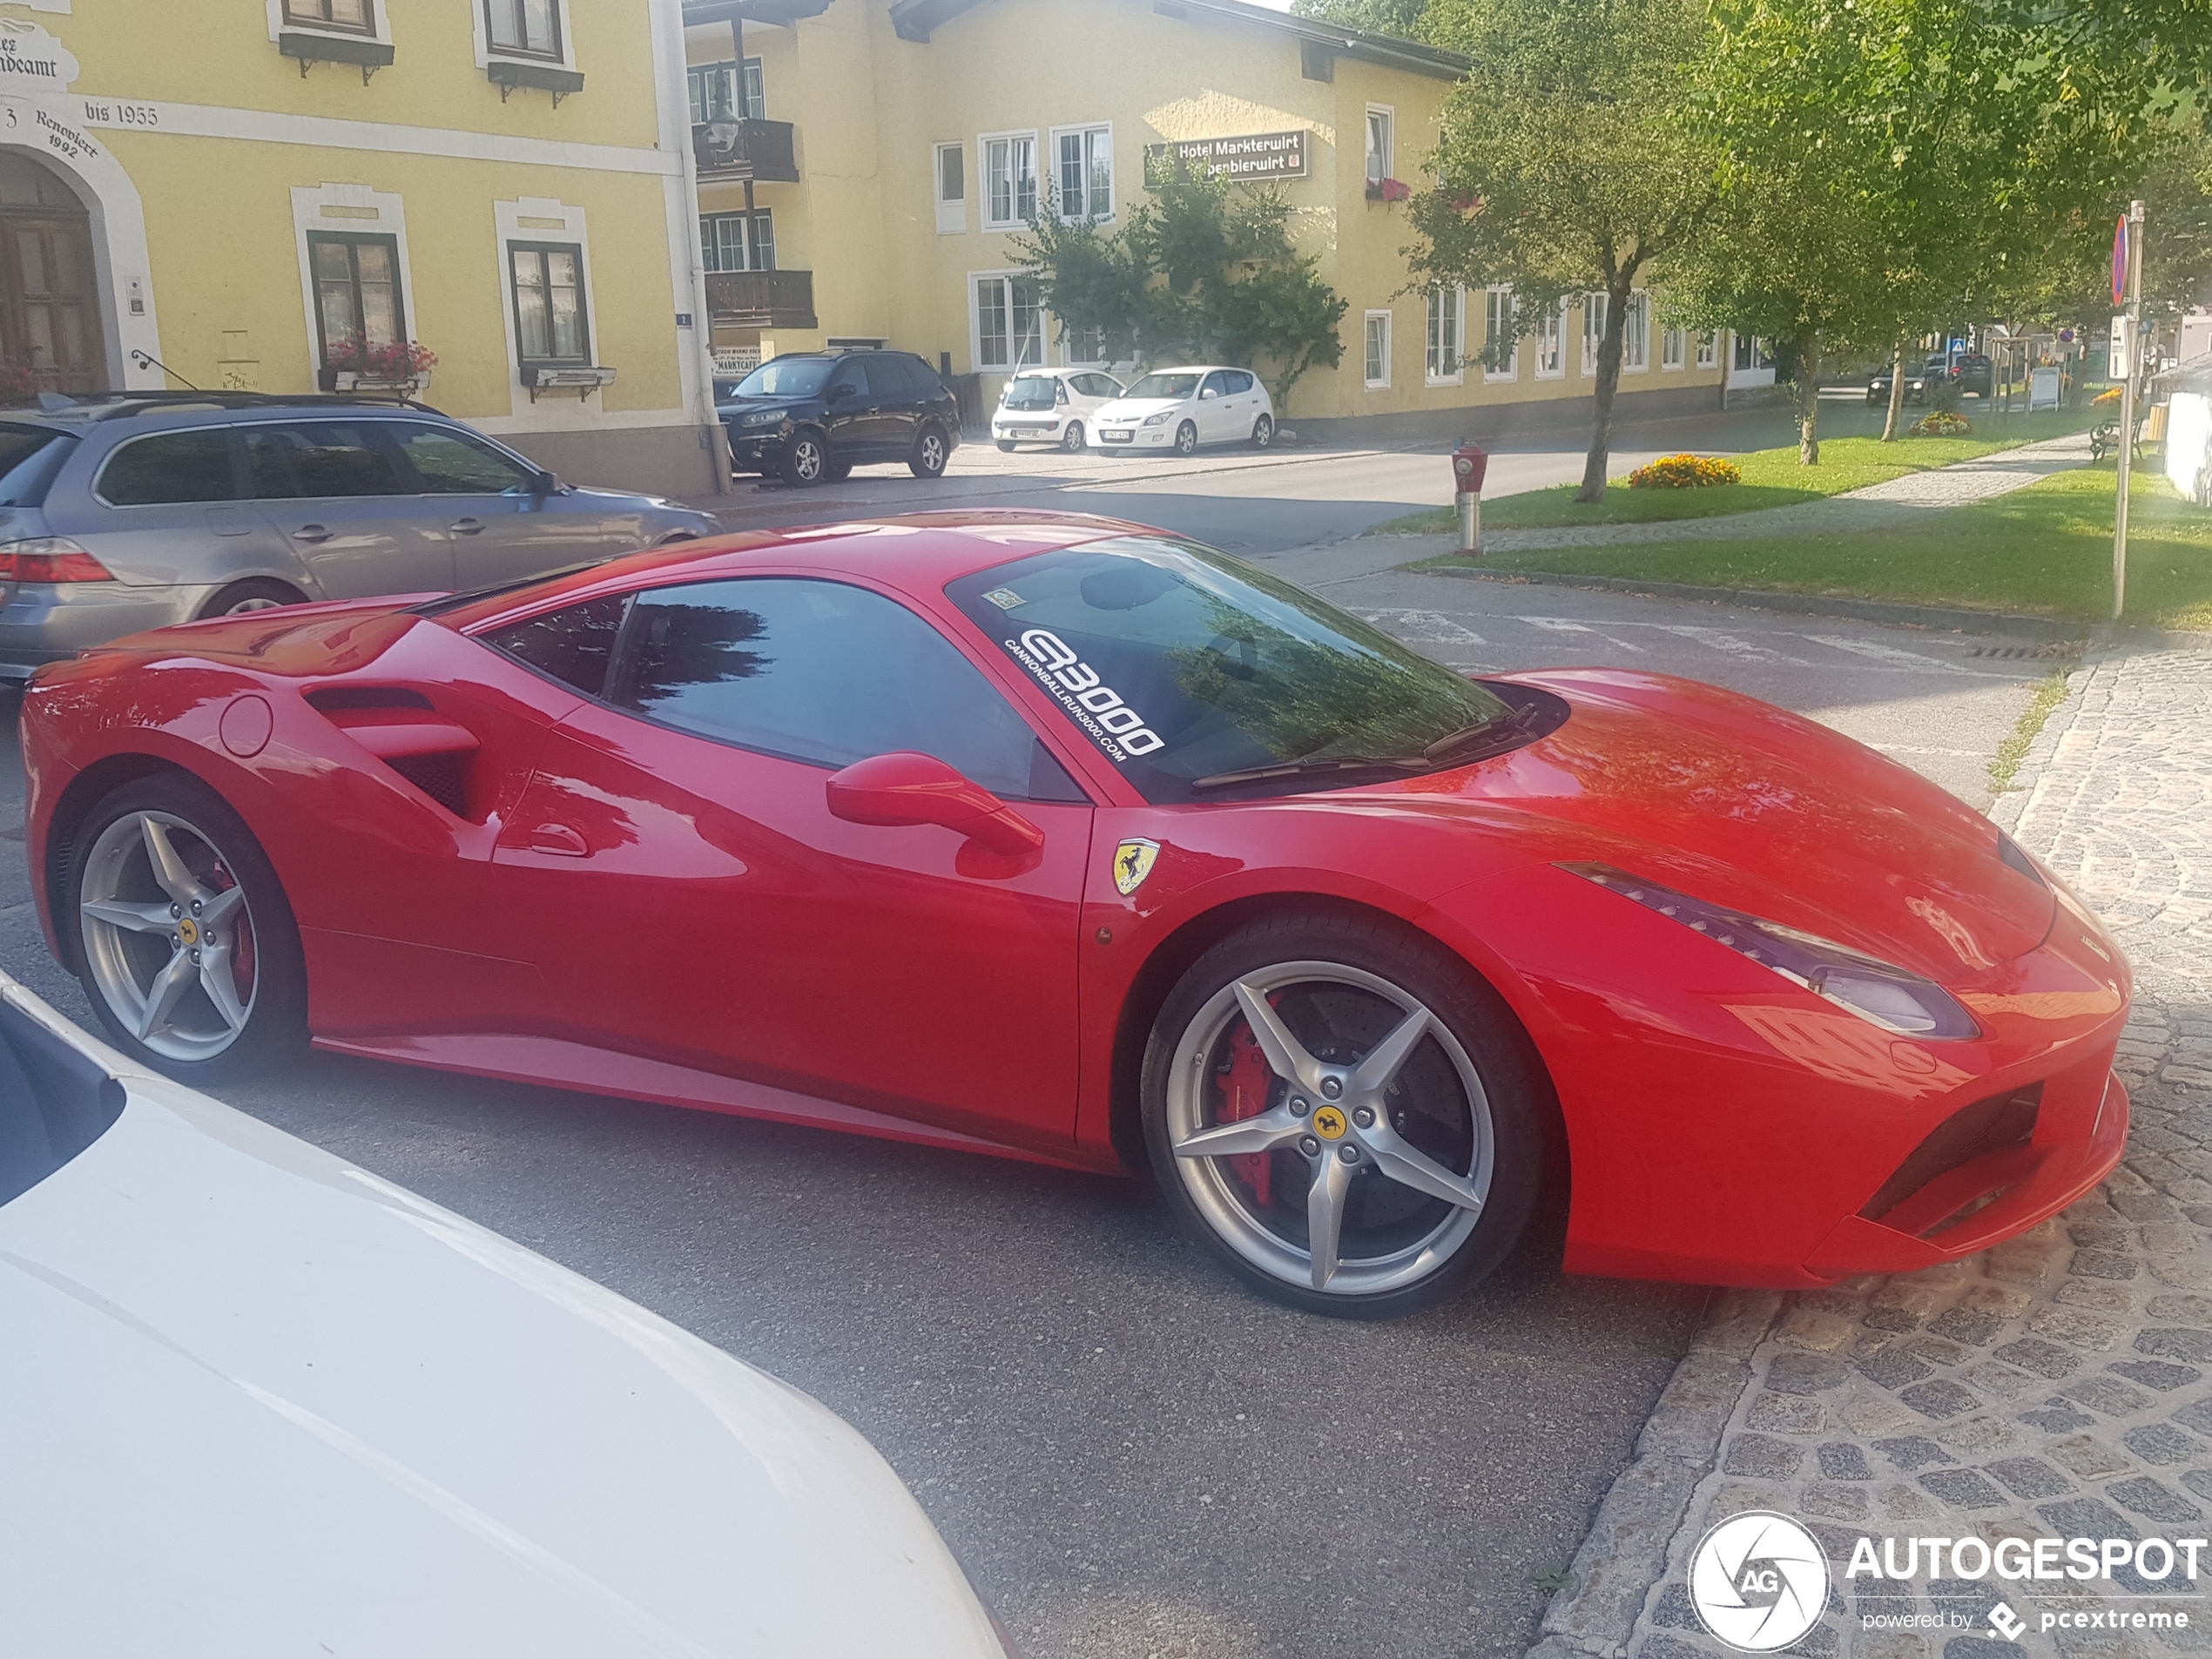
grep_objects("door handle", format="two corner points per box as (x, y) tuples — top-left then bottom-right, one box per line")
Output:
(290, 523), (334, 543)
(449, 517), (484, 535)
(525, 823), (590, 857)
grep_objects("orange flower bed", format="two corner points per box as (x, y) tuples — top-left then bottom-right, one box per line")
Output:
(1626, 453), (1743, 489)
(1910, 410), (1973, 437)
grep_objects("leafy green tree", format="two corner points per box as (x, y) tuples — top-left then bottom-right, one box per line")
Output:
(1012, 162), (1346, 408)
(1406, 0), (1721, 502)
(1288, 0), (1430, 40)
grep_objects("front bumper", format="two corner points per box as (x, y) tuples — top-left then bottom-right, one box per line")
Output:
(0, 583), (202, 685)
(725, 426), (789, 474)
(993, 419), (1061, 442)
(1091, 425), (1170, 448)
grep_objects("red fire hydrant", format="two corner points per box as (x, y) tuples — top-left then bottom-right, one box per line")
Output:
(1452, 439), (1488, 557)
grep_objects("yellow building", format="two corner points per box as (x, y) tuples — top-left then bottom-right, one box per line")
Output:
(0, 0), (721, 495)
(683, 0), (1730, 440)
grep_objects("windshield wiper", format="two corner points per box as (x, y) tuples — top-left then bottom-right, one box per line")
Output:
(1421, 701), (1542, 765)
(1188, 753), (1424, 793)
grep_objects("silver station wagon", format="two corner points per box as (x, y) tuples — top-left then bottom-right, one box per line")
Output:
(0, 393), (720, 684)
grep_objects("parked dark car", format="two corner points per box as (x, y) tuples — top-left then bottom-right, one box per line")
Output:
(1950, 352), (1993, 397)
(1866, 355), (1964, 407)
(718, 350), (960, 486)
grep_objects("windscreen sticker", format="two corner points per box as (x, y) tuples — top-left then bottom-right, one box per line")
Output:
(1009, 628), (1165, 759)
(981, 587), (1025, 610)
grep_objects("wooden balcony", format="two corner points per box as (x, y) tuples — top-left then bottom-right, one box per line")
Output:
(691, 118), (799, 184)
(705, 268), (817, 330)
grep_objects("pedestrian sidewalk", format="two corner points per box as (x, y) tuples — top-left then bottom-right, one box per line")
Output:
(1531, 640), (2212, 1659)
(1447, 432), (2094, 556)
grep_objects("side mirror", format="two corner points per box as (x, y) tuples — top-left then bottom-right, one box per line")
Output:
(825, 752), (1043, 855)
(531, 469), (559, 496)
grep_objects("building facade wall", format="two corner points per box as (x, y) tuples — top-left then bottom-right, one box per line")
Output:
(690, 0), (1729, 429)
(3, 1), (718, 496)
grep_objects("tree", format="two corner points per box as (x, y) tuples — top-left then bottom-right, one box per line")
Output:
(1288, 0), (1429, 39)
(1012, 162), (1346, 407)
(1406, 0), (1721, 502)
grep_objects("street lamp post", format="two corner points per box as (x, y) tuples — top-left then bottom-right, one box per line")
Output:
(2114, 199), (2145, 623)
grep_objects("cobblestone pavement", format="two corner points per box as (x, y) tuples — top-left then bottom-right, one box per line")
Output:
(1476, 433), (2090, 555)
(1532, 641), (2212, 1659)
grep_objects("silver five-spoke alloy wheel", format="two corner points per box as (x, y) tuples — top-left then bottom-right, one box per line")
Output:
(1164, 960), (1494, 1298)
(78, 810), (260, 1064)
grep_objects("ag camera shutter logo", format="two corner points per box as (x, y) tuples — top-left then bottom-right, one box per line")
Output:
(1689, 1512), (1831, 1652)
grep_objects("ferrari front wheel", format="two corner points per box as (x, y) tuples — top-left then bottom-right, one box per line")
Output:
(1141, 914), (1548, 1318)
(70, 773), (307, 1082)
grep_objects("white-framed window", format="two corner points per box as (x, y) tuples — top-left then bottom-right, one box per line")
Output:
(981, 132), (1038, 231)
(934, 142), (966, 235)
(973, 272), (1044, 369)
(699, 211), (773, 273)
(1061, 322), (1106, 366)
(1051, 124), (1113, 222)
(1733, 332), (1770, 371)
(1662, 325), (1686, 371)
(1364, 309), (1392, 388)
(484, 0), (562, 60)
(1696, 331), (1718, 369)
(1425, 287), (1463, 383)
(1365, 106), (1393, 190)
(1581, 292), (1607, 376)
(1484, 286), (1517, 381)
(688, 57), (763, 122)
(1534, 300), (1564, 378)
(1623, 292), (1649, 373)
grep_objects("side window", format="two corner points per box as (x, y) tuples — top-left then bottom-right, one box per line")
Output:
(826, 360), (865, 399)
(860, 356), (911, 401)
(97, 429), (240, 507)
(1199, 371), (1231, 399)
(607, 577), (1062, 800)
(260, 423), (405, 498)
(483, 593), (630, 698)
(388, 422), (537, 494)
(1224, 370), (1254, 394)
(1080, 374), (1117, 398)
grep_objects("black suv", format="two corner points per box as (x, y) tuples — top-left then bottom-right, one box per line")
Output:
(718, 350), (961, 486)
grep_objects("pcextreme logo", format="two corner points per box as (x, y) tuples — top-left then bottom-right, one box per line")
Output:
(1009, 629), (1165, 760)
(1689, 1513), (1830, 1652)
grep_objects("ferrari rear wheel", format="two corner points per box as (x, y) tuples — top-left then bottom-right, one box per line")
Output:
(70, 773), (307, 1081)
(1142, 914), (1548, 1318)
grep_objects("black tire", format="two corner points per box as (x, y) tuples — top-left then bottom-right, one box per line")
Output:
(198, 578), (307, 621)
(1865, 391), (1882, 408)
(910, 423), (950, 478)
(824, 461), (853, 482)
(779, 430), (829, 486)
(67, 772), (308, 1084)
(1140, 911), (1550, 1318)
(996, 439), (1016, 453)
(1174, 420), (1198, 456)
(1251, 414), (1274, 450)
(1061, 421), (1084, 453)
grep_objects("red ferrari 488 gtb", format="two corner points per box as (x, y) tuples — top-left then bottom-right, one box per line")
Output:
(19, 514), (2130, 1316)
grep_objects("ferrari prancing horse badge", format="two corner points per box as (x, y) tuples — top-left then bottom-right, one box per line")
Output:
(1112, 838), (1161, 896)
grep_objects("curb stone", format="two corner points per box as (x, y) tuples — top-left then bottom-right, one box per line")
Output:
(1527, 639), (2212, 1659)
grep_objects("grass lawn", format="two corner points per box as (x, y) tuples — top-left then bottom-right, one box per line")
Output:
(1419, 464), (2212, 633)
(1373, 407), (2101, 534)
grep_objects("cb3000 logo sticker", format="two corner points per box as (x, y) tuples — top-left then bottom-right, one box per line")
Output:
(1010, 629), (1165, 759)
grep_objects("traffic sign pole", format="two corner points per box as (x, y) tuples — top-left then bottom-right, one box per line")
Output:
(2114, 200), (2144, 622)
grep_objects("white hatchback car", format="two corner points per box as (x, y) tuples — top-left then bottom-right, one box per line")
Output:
(1087, 366), (1276, 455)
(989, 368), (1125, 452)
(0, 972), (1017, 1659)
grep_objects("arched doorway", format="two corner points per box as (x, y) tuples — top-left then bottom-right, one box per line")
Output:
(0, 152), (108, 395)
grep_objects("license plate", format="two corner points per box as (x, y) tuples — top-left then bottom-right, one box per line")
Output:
(1102, 429), (1133, 443)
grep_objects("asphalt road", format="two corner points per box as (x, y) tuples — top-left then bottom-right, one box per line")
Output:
(0, 405), (2071, 1659)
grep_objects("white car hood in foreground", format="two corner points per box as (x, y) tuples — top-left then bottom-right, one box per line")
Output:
(0, 1022), (1001, 1657)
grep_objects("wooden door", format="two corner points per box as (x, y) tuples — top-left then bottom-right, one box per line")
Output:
(0, 213), (107, 395)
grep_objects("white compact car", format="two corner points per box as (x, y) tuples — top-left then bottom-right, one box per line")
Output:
(990, 368), (1125, 452)
(1087, 366), (1276, 455)
(0, 974), (1016, 1659)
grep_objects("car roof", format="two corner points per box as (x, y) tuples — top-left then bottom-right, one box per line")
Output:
(440, 510), (1170, 631)
(0, 391), (448, 433)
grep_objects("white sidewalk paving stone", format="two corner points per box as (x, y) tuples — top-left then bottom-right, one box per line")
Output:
(1530, 640), (2212, 1659)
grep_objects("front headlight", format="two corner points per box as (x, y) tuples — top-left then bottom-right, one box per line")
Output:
(738, 408), (787, 427)
(1142, 410), (1173, 426)
(1562, 862), (1980, 1039)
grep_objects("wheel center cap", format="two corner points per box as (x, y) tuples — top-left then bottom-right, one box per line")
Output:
(176, 917), (199, 947)
(1311, 1104), (1348, 1141)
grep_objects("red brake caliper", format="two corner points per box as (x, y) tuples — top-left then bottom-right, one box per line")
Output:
(1217, 1022), (1277, 1206)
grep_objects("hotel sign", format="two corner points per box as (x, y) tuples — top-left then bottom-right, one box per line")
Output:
(1146, 130), (1308, 182)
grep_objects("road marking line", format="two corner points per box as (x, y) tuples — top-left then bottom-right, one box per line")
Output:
(1865, 743), (1989, 758)
(1644, 624), (1813, 665)
(1355, 608), (1487, 644)
(1519, 616), (1648, 652)
(1798, 635), (2008, 678)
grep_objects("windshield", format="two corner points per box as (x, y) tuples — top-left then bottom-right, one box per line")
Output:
(732, 357), (833, 399)
(1125, 373), (1201, 401)
(947, 537), (1514, 802)
(1001, 376), (1060, 410)
(0, 427), (72, 507)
